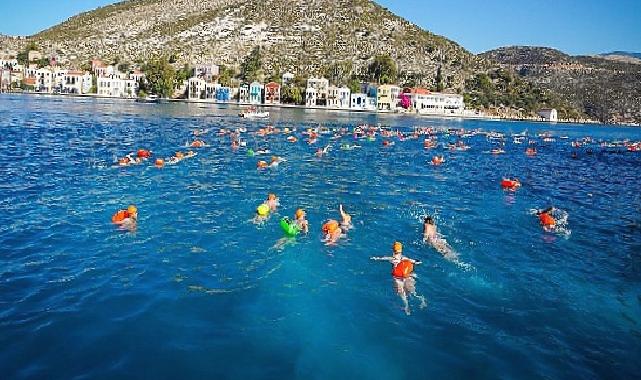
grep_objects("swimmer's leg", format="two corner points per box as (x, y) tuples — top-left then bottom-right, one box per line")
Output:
(394, 279), (411, 315)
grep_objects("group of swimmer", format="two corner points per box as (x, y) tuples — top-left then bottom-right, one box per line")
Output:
(108, 123), (593, 314)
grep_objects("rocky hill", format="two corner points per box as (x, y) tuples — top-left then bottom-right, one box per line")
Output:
(13, 0), (484, 89)
(482, 46), (641, 124)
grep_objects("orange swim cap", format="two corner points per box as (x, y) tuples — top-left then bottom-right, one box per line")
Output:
(393, 241), (403, 252)
(155, 159), (164, 167)
(257, 161), (268, 168)
(295, 209), (305, 219)
(271, 156), (278, 162)
(322, 220), (339, 234)
(268, 193), (276, 201)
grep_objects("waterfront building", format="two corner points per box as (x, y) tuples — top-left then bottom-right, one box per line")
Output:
(377, 84), (401, 110)
(305, 87), (317, 107)
(63, 70), (92, 94)
(188, 77), (206, 99)
(327, 86), (339, 108)
(265, 82), (281, 104)
(537, 108), (558, 122)
(350, 93), (367, 109)
(52, 68), (68, 92)
(97, 76), (137, 98)
(35, 68), (53, 93)
(249, 82), (264, 104)
(405, 88), (464, 115)
(337, 87), (351, 108)
(238, 83), (250, 103)
(215, 86), (232, 102)
(306, 78), (329, 106)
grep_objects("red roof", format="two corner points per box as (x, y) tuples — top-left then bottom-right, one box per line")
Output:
(403, 87), (430, 95)
(23, 78), (36, 85)
(265, 82), (280, 89)
(67, 70), (84, 75)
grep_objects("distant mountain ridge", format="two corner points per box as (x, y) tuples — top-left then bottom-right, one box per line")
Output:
(601, 51), (641, 60)
(13, 0), (484, 89)
(482, 46), (641, 124)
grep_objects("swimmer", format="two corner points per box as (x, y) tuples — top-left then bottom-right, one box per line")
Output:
(339, 204), (352, 230)
(270, 156), (285, 167)
(111, 205), (138, 231)
(371, 242), (426, 315)
(422, 216), (459, 262)
(322, 219), (342, 245)
(431, 155), (445, 166)
(253, 203), (270, 224)
(294, 209), (309, 234)
(266, 193), (279, 212)
(315, 145), (331, 157)
(536, 207), (556, 230)
(190, 139), (206, 148)
(255, 148), (271, 155)
(501, 178), (521, 191)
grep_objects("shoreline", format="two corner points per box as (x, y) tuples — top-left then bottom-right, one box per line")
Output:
(1, 90), (617, 126)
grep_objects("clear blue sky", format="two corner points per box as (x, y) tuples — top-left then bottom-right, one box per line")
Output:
(1, 0), (640, 55)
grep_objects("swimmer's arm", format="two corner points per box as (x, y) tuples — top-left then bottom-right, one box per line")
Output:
(370, 256), (394, 262)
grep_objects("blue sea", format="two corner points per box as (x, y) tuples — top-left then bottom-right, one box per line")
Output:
(1, 94), (640, 379)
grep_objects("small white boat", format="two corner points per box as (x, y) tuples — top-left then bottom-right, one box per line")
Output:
(136, 94), (159, 103)
(239, 108), (269, 119)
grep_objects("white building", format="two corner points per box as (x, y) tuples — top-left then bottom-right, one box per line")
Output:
(305, 87), (317, 107)
(414, 92), (465, 115)
(63, 70), (92, 94)
(0, 54), (18, 69)
(350, 93), (377, 110)
(537, 108), (558, 122)
(188, 77), (206, 99)
(306, 77), (329, 106)
(327, 86), (340, 108)
(97, 77), (137, 98)
(35, 68), (53, 93)
(337, 87), (351, 109)
(52, 68), (68, 92)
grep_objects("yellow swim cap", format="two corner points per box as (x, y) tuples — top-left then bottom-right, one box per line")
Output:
(257, 204), (270, 216)
(128, 205), (137, 214)
(295, 209), (305, 219)
(393, 241), (403, 252)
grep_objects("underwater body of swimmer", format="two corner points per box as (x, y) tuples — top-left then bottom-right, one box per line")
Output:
(371, 242), (426, 315)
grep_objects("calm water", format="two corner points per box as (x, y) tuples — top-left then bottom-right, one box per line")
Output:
(1, 94), (640, 379)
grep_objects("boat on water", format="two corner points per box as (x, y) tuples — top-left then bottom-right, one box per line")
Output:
(239, 107), (270, 119)
(135, 94), (160, 103)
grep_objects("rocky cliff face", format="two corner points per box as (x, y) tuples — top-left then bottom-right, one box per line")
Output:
(482, 46), (641, 124)
(21, 0), (482, 88)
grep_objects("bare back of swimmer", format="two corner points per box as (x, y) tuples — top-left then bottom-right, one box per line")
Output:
(423, 216), (458, 261)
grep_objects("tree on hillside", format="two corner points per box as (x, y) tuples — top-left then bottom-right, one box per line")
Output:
(436, 66), (444, 92)
(241, 47), (262, 82)
(143, 57), (176, 98)
(367, 55), (397, 84)
(347, 77), (361, 94)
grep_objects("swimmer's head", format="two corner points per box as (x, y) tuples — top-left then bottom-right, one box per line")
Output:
(268, 193), (277, 201)
(295, 209), (305, 219)
(127, 205), (138, 217)
(424, 216), (434, 225)
(271, 156), (278, 162)
(393, 241), (402, 253)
